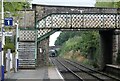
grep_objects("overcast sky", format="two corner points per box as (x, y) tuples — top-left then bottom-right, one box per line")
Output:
(32, 0), (96, 46)
(32, 0), (96, 7)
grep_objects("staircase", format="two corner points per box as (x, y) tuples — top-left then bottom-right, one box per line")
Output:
(18, 30), (36, 69)
(19, 59), (35, 69)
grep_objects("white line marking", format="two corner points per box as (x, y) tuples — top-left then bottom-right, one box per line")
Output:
(55, 67), (64, 80)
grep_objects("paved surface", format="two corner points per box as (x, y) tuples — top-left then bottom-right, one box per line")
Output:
(48, 66), (64, 79)
(4, 66), (64, 81)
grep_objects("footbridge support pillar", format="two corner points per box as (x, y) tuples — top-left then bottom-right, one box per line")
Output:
(37, 37), (49, 67)
(99, 30), (114, 70)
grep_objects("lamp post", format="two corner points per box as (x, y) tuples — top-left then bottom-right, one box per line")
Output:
(15, 21), (19, 72)
(1, 0), (4, 80)
(14, 17), (24, 72)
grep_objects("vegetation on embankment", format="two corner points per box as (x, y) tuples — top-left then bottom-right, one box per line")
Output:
(55, 31), (100, 68)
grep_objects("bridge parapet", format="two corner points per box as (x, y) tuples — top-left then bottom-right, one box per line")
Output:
(33, 4), (120, 21)
(36, 13), (120, 29)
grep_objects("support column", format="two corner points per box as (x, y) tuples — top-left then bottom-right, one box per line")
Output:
(112, 34), (118, 64)
(99, 30), (114, 70)
(37, 37), (49, 67)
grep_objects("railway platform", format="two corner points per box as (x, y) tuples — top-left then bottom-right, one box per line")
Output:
(4, 66), (64, 81)
(105, 64), (120, 78)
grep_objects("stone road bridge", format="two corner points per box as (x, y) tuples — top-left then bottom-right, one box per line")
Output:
(17, 4), (120, 69)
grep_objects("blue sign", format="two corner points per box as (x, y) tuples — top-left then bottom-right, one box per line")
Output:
(4, 18), (13, 26)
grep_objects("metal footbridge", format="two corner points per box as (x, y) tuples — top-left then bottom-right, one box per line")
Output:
(36, 6), (120, 42)
(36, 13), (120, 29)
(17, 5), (120, 68)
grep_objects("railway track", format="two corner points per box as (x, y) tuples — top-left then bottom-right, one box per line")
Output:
(50, 57), (120, 81)
(67, 59), (120, 80)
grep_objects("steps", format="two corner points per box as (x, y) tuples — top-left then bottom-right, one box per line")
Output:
(18, 42), (36, 69)
(19, 59), (35, 69)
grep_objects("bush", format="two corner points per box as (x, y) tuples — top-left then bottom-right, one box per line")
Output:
(82, 59), (92, 65)
(57, 31), (100, 68)
(4, 43), (15, 53)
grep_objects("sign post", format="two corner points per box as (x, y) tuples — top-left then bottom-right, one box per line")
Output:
(15, 22), (19, 72)
(1, 0), (4, 80)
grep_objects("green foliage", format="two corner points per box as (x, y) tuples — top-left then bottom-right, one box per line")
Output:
(56, 31), (100, 67)
(82, 59), (92, 66)
(55, 31), (81, 46)
(4, 37), (15, 53)
(95, 0), (120, 8)
(4, 43), (15, 53)
(58, 31), (100, 59)
(56, 31), (99, 67)
(95, 2), (116, 8)
(115, 1), (120, 8)
(0, 2), (30, 17)
(59, 36), (80, 54)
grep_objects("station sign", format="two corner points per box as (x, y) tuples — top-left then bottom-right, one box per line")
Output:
(4, 18), (13, 26)
(0, 32), (12, 36)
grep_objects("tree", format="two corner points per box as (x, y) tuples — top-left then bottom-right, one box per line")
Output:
(0, 2), (31, 53)
(95, 0), (120, 8)
(4, 2), (30, 16)
(55, 31), (81, 46)
(57, 31), (100, 67)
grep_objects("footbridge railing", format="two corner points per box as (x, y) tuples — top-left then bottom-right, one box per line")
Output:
(36, 13), (120, 29)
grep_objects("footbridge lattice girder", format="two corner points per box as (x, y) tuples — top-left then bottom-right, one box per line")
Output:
(36, 13), (120, 29)
(37, 29), (52, 38)
(19, 29), (36, 41)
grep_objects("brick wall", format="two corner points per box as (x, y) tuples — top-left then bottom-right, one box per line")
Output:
(16, 10), (35, 28)
(37, 38), (49, 67)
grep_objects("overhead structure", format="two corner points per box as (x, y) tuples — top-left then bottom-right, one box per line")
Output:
(17, 5), (120, 68)
(33, 5), (120, 68)
(36, 13), (120, 29)
(34, 5), (120, 29)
